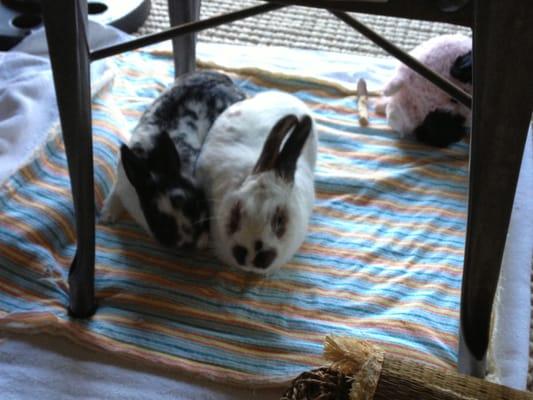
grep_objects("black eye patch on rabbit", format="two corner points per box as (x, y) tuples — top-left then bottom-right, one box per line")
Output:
(101, 71), (246, 249)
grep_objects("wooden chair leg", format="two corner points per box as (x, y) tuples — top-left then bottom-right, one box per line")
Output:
(42, 0), (96, 318)
(168, 0), (201, 77)
(458, 0), (533, 377)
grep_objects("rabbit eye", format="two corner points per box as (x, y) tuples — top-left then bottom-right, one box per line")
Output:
(227, 201), (242, 235)
(131, 145), (145, 157)
(169, 189), (186, 208)
(271, 206), (288, 238)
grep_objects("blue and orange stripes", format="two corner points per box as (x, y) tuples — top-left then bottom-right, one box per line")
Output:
(0, 49), (468, 385)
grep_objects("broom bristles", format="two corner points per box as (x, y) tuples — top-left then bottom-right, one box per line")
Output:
(323, 336), (384, 400)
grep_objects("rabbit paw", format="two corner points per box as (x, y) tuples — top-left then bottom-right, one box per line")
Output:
(100, 192), (124, 224)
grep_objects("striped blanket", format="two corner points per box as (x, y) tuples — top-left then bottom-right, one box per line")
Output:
(0, 48), (468, 385)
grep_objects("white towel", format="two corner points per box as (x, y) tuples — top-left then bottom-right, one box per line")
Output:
(0, 22), (129, 184)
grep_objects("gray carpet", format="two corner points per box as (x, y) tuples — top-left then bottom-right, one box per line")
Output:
(137, 0), (532, 391)
(136, 0), (471, 56)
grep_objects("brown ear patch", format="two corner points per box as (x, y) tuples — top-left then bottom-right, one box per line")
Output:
(227, 201), (242, 235)
(271, 206), (288, 238)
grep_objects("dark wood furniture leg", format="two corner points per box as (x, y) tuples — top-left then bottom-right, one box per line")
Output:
(168, 0), (201, 77)
(458, 0), (533, 377)
(42, 0), (96, 318)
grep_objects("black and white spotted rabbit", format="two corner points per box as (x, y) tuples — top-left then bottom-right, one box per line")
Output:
(101, 71), (246, 249)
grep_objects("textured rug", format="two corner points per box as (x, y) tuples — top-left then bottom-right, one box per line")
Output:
(0, 44), (471, 385)
(136, 0), (471, 56)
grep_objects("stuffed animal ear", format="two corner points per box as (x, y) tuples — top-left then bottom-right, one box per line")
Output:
(275, 115), (313, 182)
(121, 144), (150, 189)
(149, 131), (182, 179)
(253, 114), (299, 175)
(450, 50), (472, 84)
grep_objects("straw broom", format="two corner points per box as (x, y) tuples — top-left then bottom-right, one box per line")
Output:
(281, 336), (533, 400)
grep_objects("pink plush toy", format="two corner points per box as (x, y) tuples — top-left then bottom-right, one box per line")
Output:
(380, 34), (472, 147)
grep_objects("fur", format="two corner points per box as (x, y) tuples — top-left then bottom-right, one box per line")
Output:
(101, 71), (245, 249)
(196, 91), (317, 273)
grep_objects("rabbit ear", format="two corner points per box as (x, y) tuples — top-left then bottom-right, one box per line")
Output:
(149, 131), (182, 179)
(121, 144), (150, 189)
(252, 114), (299, 175)
(275, 115), (313, 182)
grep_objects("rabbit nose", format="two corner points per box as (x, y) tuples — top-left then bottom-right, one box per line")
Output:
(232, 245), (248, 265)
(253, 249), (277, 269)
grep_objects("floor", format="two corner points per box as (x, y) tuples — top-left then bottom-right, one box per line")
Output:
(135, 0), (471, 55)
(136, 0), (533, 390)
